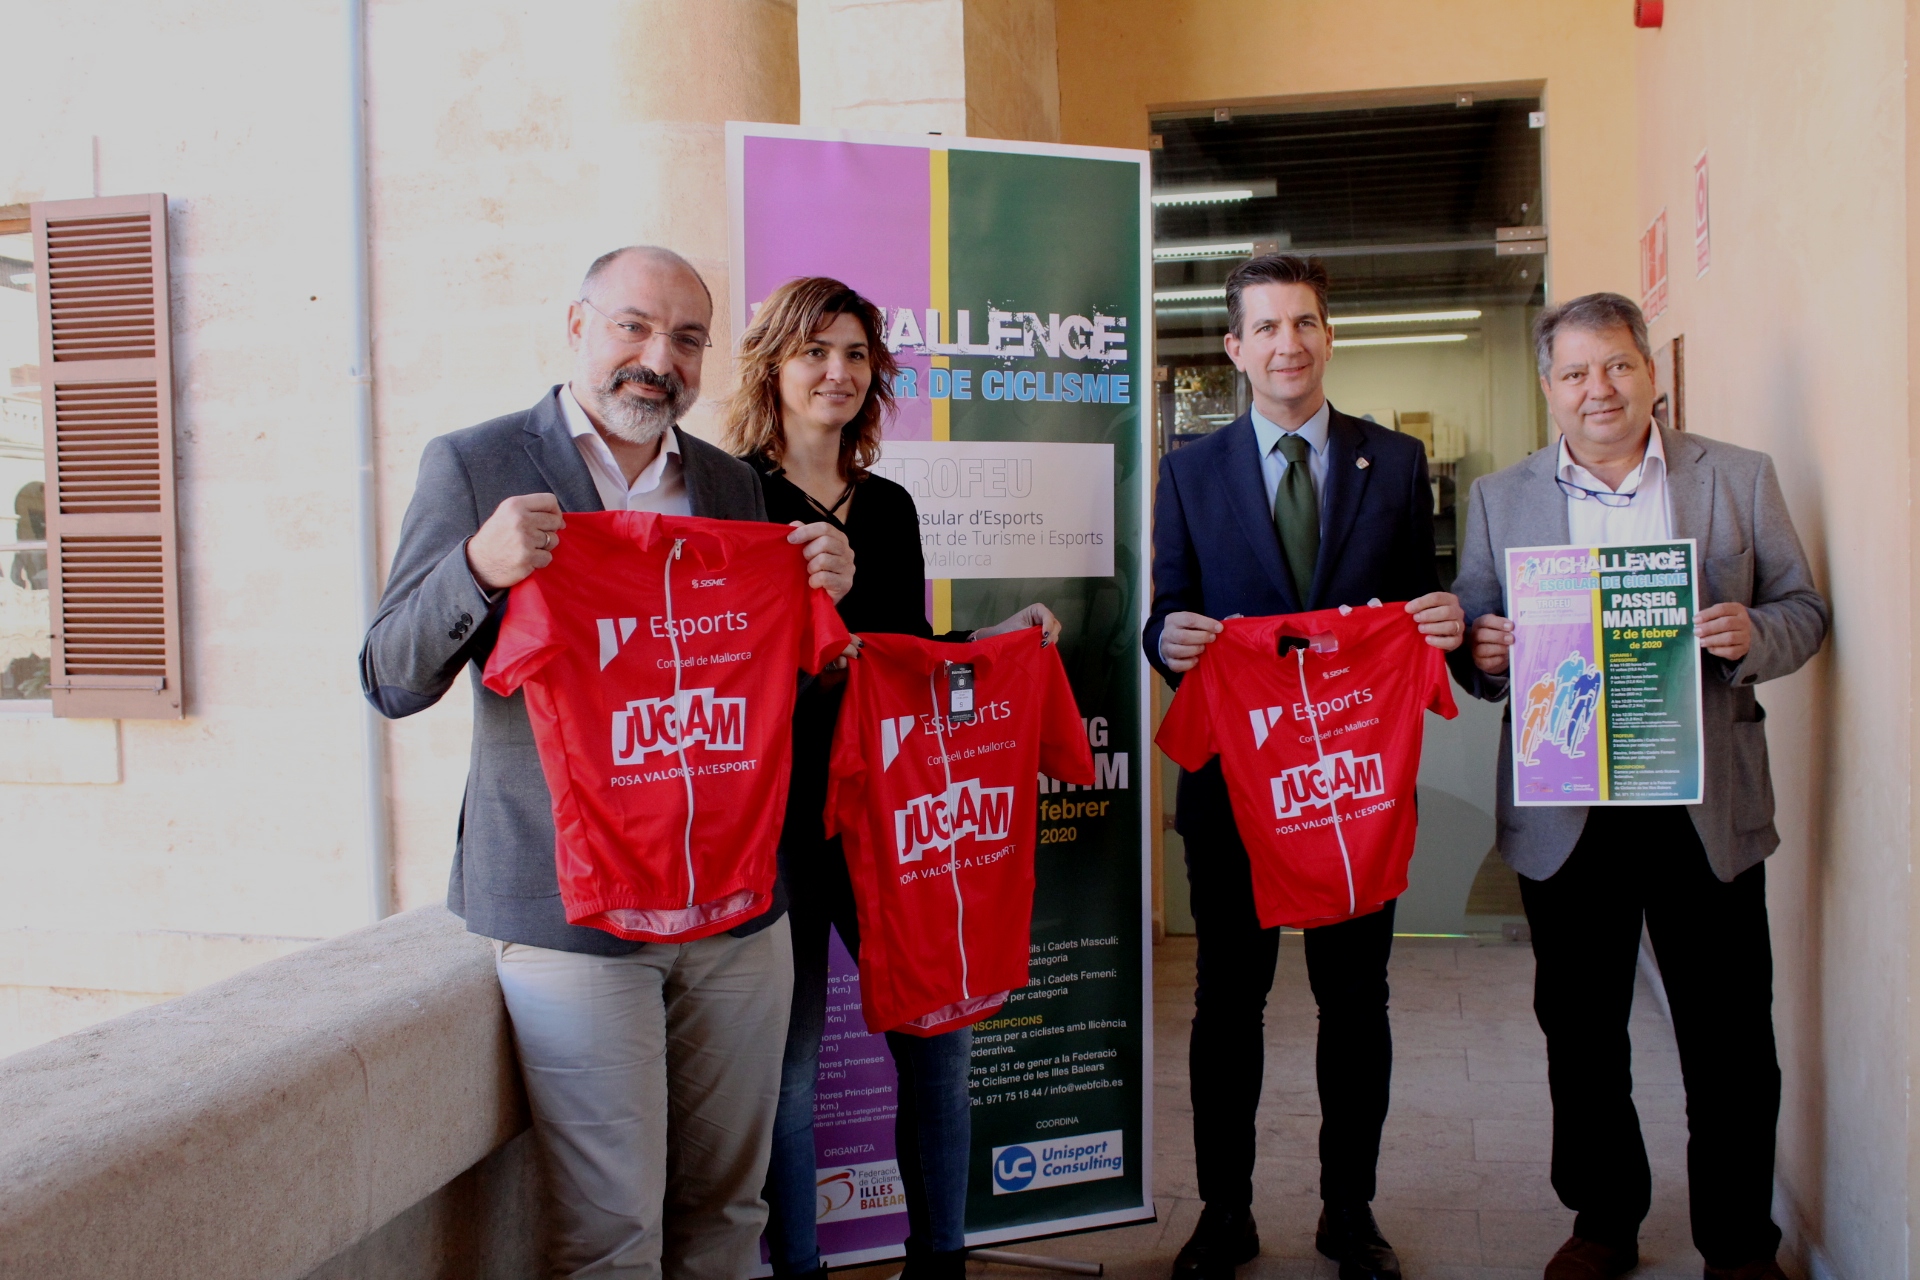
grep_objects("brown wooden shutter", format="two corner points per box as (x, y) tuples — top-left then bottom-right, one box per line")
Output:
(32, 194), (183, 718)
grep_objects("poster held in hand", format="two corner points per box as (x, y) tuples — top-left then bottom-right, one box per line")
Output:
(1507, 539), (1703, 806)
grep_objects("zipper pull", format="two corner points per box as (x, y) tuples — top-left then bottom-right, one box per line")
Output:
(671, 537), (685, 561)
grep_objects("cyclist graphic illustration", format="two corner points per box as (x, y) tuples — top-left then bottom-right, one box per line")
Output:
(1517, 650), (1604, 765)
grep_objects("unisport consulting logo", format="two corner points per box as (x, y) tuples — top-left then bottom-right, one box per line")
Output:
(991, 1130), (1126, 1195)
(612, 688), (746, 765)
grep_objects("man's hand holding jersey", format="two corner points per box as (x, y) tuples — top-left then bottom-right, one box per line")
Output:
(1406, 592), (1467, 651)
(468, 493), (567, 592)
(787, 520), (854, 603)
(782, 519), (859, 667)
(463, 499), (856, 603)
(1162, 592), (1466, 674)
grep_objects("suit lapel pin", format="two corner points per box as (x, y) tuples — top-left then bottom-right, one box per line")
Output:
(1355, 456), (1371, 470)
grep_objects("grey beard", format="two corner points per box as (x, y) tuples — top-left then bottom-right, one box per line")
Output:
(593, 367), (690, 444)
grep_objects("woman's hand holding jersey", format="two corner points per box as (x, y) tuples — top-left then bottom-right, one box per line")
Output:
(972, 602), (1064, 647)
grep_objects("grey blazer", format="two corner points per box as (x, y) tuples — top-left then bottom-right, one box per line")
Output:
(359, 387), (769, 954)
(1450, 427), (1828, 883)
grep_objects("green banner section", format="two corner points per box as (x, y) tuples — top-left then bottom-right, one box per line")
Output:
(944, 148), (1149, 1232)
(1597, 541), (1703, 803)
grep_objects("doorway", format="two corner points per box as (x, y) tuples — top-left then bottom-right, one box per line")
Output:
(1150, 91), (1547, 938)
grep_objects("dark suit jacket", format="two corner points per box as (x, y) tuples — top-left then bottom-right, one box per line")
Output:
(1144, 405), (1442, 840)
(359, 387), (769, 954)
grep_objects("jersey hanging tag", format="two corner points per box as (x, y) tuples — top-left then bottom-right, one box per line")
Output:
(1309, 631), (1339, 654)
(945, 661), (976, 724)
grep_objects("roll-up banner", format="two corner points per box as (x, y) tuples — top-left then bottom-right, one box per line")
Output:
(728, 123), (1155, 1269)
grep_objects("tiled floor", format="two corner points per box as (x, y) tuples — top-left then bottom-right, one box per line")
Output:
(854, 933), (1702, 1279)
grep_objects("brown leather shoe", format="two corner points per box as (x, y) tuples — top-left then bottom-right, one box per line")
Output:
(1702, 1259), (1789, 1280)
(1544, 1236), (1639, 1280)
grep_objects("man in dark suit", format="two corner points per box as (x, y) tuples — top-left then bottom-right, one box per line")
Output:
(360, 246), (853, 1280)
(1145, 254), (1465, 1280)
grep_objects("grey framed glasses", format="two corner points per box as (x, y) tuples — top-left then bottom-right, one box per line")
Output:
(1555, 475), (1637, 508)
(579, 298), (712, 358)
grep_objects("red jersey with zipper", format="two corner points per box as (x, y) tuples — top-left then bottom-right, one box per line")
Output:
(826, 629), (1095, 1036)
(1155, 603), (1456, 929)
(483, 511), (849, 942)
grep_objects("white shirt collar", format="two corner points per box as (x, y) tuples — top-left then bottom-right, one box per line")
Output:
(562, 382), (681, 495)
(1558, 424), (1665, 494)
(1250, 398), (1333, 458)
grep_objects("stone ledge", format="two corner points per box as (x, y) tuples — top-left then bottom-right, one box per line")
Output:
(0, 906), (529, 1280)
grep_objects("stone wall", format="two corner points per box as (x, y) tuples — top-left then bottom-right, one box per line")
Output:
(0, 906), (538, 1278)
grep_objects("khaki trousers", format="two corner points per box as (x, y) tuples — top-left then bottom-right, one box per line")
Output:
(495, 917), (794, 1280)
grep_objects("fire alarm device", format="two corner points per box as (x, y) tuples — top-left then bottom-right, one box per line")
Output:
(1634, 0), (1664, 28)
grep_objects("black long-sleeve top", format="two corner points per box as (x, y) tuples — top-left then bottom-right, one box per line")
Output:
(751, 458), (946, 854)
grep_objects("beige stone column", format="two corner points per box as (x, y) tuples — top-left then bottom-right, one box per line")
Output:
(797, 0), (1057, 142)
(613, 0), (801, 439)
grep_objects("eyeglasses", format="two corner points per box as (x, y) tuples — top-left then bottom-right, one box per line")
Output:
(579, 298), (712, 358)
(1556, 476), (1637, 508)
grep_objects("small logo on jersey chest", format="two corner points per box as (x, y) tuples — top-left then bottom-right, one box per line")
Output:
(598, 617), (639, 669)
(880, 715), (915, 770)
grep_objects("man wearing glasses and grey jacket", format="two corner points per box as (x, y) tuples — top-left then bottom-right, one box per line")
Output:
(1451, 293), (1827, 1280)
(361, 246), (854, 1280)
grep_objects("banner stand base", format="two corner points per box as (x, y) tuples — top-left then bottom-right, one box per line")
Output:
(967, 1249), (1104, 1276)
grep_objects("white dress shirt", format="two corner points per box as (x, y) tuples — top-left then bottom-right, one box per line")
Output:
(561, 384), (691, 515)
(1557, 427), (1673, 545)
(1250, 399), (1333, 516)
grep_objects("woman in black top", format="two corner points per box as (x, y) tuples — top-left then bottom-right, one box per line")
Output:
(727, 277), (1058, 1280)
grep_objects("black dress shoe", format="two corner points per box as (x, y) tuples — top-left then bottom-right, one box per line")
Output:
(1170, 1204), (1260, 1278)
(1315, 1202), (1402, 1280)
(900, 1248), (967, 1278)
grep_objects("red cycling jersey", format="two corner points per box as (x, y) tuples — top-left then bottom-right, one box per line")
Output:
(1155, 603), (1456, 929)
(483, 511), (849, 942)
(826, 629), (1095, 1036)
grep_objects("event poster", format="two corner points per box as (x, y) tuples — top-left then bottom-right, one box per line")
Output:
(1507, 540), (1703, 806)
(729, 124), (1154, 1268)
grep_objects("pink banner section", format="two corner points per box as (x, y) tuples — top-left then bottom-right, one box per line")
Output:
(742, 135), (933, 441)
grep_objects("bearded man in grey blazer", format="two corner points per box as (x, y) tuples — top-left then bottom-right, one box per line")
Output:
(360, 246), (853, 1280)
(1452, 293), (1827, 1280)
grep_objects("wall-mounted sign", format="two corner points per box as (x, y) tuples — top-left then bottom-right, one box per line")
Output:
(1640, 208), (1669, 322)
(1693, 151), (1711, 277)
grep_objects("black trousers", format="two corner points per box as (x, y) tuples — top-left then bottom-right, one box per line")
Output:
(1186, 793), (1396, 1209)
(1520, 805), (1782, 1269)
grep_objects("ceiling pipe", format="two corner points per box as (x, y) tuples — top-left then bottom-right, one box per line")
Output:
(347, 0), (394, 922)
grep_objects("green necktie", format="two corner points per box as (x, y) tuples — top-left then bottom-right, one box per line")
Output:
(1273, 432), (1319, 605)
